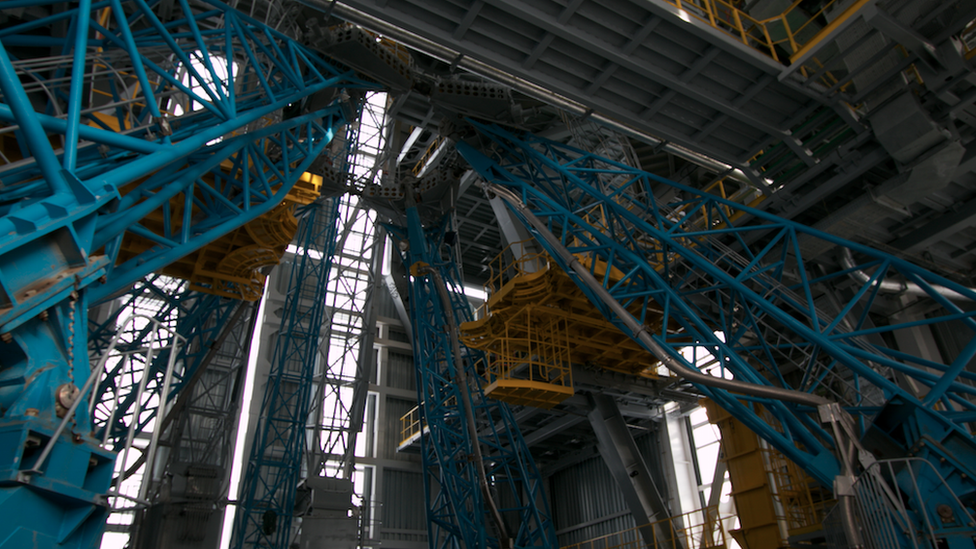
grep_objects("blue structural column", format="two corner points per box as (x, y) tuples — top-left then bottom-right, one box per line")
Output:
(386, 205), (556, 549)
(0, 2), (369, 546)
(232, 200), (342, 549)
(231, 92), (369, 549)
(456, 122), (976, 546)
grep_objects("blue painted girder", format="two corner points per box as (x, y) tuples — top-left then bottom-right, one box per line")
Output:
(385, 208), (557, 549)
(0, 1), (373, 547)
(457, 122), (976, 488)
(232, 199), (342, 549)
(0, 0), (373, 318)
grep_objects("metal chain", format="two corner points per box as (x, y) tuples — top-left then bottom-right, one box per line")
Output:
(67, 291), (77, 385)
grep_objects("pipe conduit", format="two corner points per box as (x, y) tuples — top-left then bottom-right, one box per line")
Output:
(487, 183), (828, 407)
(486, 184), (868, 546)
(839, 247), (974, 302)
(415, 264), (513, 549)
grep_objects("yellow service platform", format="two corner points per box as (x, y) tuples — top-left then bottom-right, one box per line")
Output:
(460, 246), (675, 409)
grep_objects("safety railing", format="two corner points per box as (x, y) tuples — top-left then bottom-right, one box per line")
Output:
(668, 175), (764, 234)
(469, 239), (666, 380)
(561, 505), (729, 549)
(412, 135), (446, 176)
(16, 313), (187, 522)
(841, 458), (976, 549)
(765, 447), (834, 536)
(483, 240), (550, 299)
(399, 396), (458, 447)
(399, 404), (423, 447)
(666, 0), (870, 65)
(479, 307), (572, 386)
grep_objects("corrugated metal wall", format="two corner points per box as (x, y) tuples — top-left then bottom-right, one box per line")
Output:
(388, 327), (411, 343)
(386, 350), (416, 391)
(550, 453), (636, 546)
(549, 430), (668, 546)
(370, 348), (378, 384)
(381, 468), (428, 542)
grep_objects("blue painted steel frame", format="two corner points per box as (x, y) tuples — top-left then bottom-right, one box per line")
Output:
(0, 0), (372, 309)
(232, 199), (342, 549)
(231, 96), (368, 549)
(385, 207), (556, 549)
(0, 1), (371, 546)
(456, 122), (976, 496)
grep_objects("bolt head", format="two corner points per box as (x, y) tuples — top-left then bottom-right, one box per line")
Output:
(55, 383), (81, 418)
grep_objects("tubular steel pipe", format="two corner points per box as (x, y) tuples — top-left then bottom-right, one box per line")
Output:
(63, 0), (92, 172)
(489, 183), (885, 548)
(416, 264), (513, 549)
(485, 182), (890, 547)
(839, 247), (974, 302)
(488, 183), (828, 408)
(0, 43), (71, 195)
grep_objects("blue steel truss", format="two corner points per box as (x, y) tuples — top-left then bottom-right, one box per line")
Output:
(0, 1), (368, 547)
(0, 0), (370, 306)
(232, 198), (342, 549)
(232, 92), (368, 549)
(457, 123), (976, 507)
(385, 207), (557, 549)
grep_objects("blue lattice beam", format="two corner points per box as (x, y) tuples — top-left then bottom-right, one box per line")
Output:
(232, 199), (342, 549)
(87, 276), (243, 450)
(457, 122), (976, 491)
(0, 1), (370, 546)
(385, 207), (556, 549)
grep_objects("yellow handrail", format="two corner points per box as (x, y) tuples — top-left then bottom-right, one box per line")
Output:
(561, 505), (729, 549)
(412, 135), (445, 177)
(659, 0), (872, 68)
(399, 405), (422, 447)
